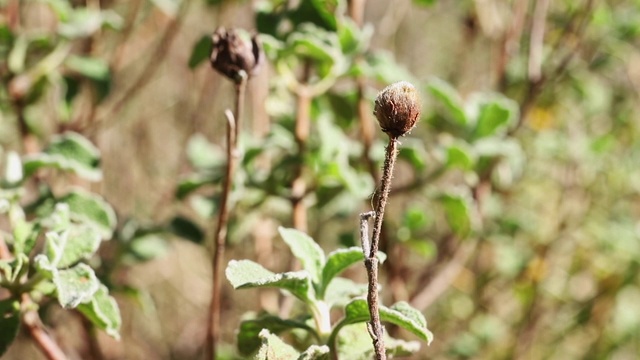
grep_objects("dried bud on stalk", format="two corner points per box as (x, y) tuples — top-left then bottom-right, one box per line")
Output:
(373, 81), (421, 138)
(210, 27), (262, 84)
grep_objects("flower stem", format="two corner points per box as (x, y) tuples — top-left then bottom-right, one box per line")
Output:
(365, 136), (399, 360)
(207, 76), (246, 360)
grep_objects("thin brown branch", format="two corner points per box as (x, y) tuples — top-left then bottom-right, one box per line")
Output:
(496, 0), (530, 90)
(527, 0), (550, 82)
(22, 297), (67, 360)
(207, 102), (240, 360)
(291, 61), (313, 232)
(365, 137), (400, 360)
(369, 138), (398, 259)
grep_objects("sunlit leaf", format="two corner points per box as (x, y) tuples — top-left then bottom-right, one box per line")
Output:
(226, 260), (315, 303)
(77, 284), (121, 339)
(428, 78), (468, 126)
(23, 132), (101, 181)
(278, 227), (325, 285)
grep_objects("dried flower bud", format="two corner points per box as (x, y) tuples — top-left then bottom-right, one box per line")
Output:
(373, 81), (421, 138)
(210, 27), (262, 83)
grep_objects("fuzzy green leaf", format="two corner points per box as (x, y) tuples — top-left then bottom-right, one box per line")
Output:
(383, 302), (434, 345)
(338, 299), (433, 344)
(226, 260), (315, 303)
(320, 248), (386, 297)
(0, 254), (28, 283)
(323, 277), (368, 308)
(77, 284), (121, 339)
(36, 257), (100, 309)
(428, 79), (468, 126)
(237, 315), (315, 356)
(472, 97), (518, 139)
(23, 132), (101, 181)
(42, 225), (101, 268)
(445, 141), (476, 170)
(256, 329), (300, 360)
(439, 192), (472, 237)
(59, 189), (116, 239)
(278, 227), (325, 285)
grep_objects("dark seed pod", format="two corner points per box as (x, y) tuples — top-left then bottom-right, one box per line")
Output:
(373, 81), (421, 138)
(210, 27), (262, 83)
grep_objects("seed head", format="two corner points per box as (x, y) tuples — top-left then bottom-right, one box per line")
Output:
(373, 81), (421, 138)
(210, 27), (262, 84)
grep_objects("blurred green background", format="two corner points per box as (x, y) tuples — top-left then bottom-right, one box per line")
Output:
(2, 0), (640, 359)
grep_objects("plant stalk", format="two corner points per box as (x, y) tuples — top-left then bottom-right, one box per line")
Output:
(207, 77), (246, 360)
(22, 296), (67, 360)
(365, 136), (399, 360)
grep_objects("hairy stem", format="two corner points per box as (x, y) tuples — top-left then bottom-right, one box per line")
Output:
(370, 138), (398, 259)
(207, 78), (245, 360)
(364, 136), (399, 360)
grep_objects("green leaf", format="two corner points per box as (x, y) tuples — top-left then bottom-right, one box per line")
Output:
(256, 329), (300, 360)
(186, 133), (225, 170)
(226, 260), (315, 303)
(77, 284), (121, 339)
(43, 226), (101, 268)
(36, 258), (100, 309)
(0, 302), (20, 357)
(65, 55), (109, 81)
(320, 248), (386, 298)
(439, 192), (473, 237)
(168, 216), (204, 243)
(4, 151), (23, 185)
(428, 78), (468, 126)
(288, 26), (337, 65)
(445, 141), (476, 170)
(189, 34), (212, 69)
(58, 8), (122, 39)
(382, 302), (434, 345)
(23, 132), (101, 181)
(414, 0), (437, 5)
(278, 227), (325, 285)
(361, 51), (415, 84)
(128, 234), (168, 261)
(337, 18), (372, 55)
(472, 97), (518, 139)
(12, 213), (37, 256)
(0, 254), (28, 283)
(58, 189), (117, 239)
(398, 140), (428, 171)
(338, 299), (433, 344)
(237, 314), (316, 356)
(324, 277), (368, 308)
(175, 176), (207, 200)
(299, 344), (330, 360)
